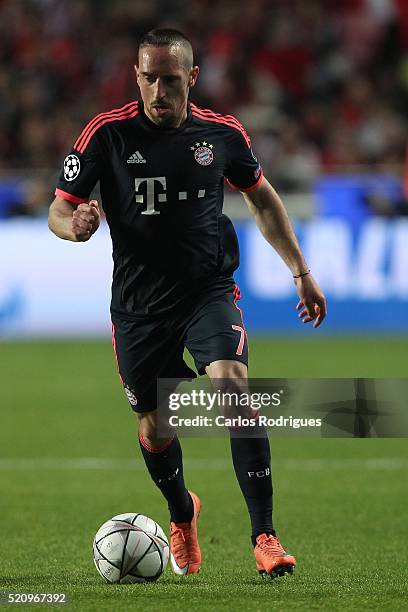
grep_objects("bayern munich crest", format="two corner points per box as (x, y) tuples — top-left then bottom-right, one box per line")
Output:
(191, 141), (214, 166)
(63, 154), (81, 181)
(124, 384), (138, 406)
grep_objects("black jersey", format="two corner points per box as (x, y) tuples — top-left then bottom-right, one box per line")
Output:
(55, 100), (263, 317)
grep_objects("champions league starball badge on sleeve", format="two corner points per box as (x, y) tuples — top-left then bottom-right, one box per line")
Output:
(63, 154), (81, 181)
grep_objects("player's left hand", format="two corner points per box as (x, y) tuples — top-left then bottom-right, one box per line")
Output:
(295, 274), (327, 328)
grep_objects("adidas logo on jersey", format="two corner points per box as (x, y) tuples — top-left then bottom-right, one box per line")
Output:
(127, 151), (146, 164)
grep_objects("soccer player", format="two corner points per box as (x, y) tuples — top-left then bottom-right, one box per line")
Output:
(48, 29), (326, 578)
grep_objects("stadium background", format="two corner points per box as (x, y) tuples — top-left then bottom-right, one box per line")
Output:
(1, 1), (407, 610)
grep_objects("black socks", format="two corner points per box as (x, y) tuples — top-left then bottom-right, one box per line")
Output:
(139, 427), (273, 544)
(139, 433), (193, 523)
(229, 427), (274, 546)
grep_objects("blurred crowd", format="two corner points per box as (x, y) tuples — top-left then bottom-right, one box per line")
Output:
(0, 0), (408, 216)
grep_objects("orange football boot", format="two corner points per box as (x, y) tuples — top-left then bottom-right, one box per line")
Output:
(170, 491), (201, 575)
(254, 533), (296, 578)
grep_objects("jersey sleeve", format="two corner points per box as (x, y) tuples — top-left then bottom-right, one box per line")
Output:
(224, 125), (263, 192)
(55, 129), (104, 204)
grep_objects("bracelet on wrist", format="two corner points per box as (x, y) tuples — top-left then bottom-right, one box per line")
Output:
(293, 269), (310, 279)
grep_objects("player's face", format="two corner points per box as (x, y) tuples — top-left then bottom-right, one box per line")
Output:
(136, 45), (199, 128)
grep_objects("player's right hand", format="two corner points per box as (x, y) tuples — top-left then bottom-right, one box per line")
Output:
(72, 199), (101, 242)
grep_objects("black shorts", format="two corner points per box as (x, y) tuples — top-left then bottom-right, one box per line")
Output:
(111, 283), (248, 412)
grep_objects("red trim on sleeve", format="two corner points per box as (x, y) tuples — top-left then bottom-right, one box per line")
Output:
(54, 188), (89, 204)
(226, 171), (264, 193)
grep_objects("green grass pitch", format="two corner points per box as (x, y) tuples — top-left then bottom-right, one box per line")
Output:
(1, 338), (408, 611)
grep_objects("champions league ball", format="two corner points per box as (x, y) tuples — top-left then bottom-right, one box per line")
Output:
(93, 513), (169, 584)
(63, 154), (81, 181)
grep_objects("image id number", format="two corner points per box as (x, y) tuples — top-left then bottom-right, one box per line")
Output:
(1, 593), (68, 605)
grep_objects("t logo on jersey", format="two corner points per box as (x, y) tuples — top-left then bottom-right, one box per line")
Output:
(134, 177), (166, 216)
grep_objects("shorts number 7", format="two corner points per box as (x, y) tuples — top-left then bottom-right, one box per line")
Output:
(231, 324), (245, 356)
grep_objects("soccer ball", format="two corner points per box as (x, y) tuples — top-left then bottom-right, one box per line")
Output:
(93, 513), (169, 584)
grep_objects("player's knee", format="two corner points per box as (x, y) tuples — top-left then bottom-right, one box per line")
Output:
(211, 376), (254, 420)
(136, 411), (173, 450)
(207, 359), (247, 379)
